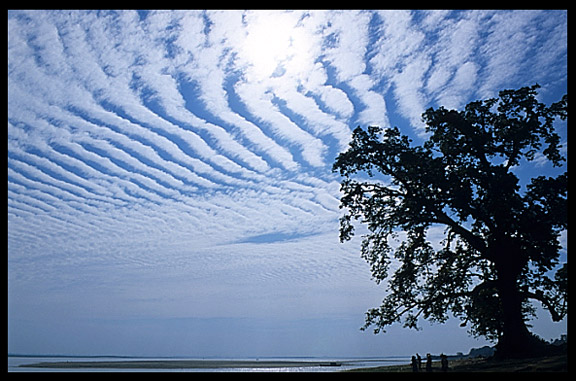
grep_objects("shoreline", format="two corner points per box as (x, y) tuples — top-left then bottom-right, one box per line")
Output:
(346, 353), (568, 372)
(19, 359), (345, 369)
(18, 353), (567, 372)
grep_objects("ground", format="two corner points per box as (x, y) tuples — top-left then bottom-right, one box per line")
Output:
(346, 353), (567, 372)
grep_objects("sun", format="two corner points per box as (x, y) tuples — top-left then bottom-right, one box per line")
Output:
(240, 11), (312, 80)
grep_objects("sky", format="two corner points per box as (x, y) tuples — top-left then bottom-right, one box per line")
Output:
(8, 10), (567, 358)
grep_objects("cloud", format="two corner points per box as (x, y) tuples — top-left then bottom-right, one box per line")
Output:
(234, 81), (328, 168)
(391, 54), (431, 130)
(8, 10), (567, 356)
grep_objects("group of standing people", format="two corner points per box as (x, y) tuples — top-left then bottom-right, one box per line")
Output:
(411, 353), (448, 372)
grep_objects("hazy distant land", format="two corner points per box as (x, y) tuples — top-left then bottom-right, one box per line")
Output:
(19, 359), (345, 369)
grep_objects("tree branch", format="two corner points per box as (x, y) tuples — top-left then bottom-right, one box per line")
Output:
(432, 210), (487, 256)
(524, 291), (564, 322)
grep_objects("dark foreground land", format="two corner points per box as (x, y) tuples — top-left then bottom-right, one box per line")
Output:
(346, 353), (567, 372)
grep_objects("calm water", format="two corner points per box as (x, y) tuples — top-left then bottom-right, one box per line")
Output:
(8, 356), (410, 372)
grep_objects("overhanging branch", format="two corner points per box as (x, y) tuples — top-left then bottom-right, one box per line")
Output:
(524, 291), (565, 322)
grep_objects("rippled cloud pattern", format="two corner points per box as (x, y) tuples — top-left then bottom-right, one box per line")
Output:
(8, 10), (567, 356)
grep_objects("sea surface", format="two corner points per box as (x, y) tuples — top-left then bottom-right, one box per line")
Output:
(8, 355), (411, 372)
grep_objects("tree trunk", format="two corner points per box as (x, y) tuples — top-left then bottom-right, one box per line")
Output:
(494, 262), (544, 359)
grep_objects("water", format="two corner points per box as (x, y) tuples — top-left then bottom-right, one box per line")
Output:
(8, 355), (410, 372)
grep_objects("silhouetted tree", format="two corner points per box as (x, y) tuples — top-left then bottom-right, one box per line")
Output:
(333, 85), (567, 359)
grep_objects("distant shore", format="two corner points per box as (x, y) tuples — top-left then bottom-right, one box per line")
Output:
(19, 359), (344, 369)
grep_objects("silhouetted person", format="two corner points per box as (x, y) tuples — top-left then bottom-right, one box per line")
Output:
(416, 353), (422, 371)
(411, 356), (419, 372)
(440, 353), (448, 372)
(426, 353), (432, 372)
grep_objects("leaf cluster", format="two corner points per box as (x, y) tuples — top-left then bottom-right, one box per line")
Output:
(333, 85), (567, 338)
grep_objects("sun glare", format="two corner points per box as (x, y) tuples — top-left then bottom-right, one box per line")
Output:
(241, 12), (312, 80)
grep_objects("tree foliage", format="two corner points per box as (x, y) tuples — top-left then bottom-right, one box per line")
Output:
(333, 85), (567, 357)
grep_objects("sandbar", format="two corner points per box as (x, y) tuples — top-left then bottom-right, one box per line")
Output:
(20, 359), (343, 369)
